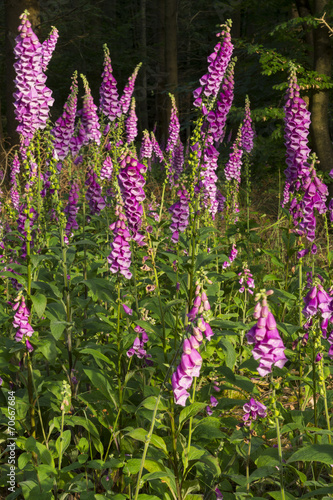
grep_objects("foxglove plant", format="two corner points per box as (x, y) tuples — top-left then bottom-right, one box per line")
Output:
(222, 243), (237, 269)
(52, 72), (78, 161)
(99, 44), (121, 121)
(150, 132), (164, 163)
(64, 180), (80, 243)
(85, 168), (106, 215)
(166, 94), (180, 155)
(10, 154), (21, 211)
(207, 58), (235, 144)
(193, 20), (233, 110)
(107, 201), (132, 279)
(168, 188), (190, 243)
(119, 63), (141, 114)
(126, 98), (138, 144)
(200, 136), (219, 219)
(12, 294), (34, 351)
(224, 126), (243, 223)
(242, 398), (267, 426)
(140, 130), (153, 160)
(80, 74), (101, 146)
(170, 140), (184, 184)
(238, 265), (255, 294)
(118, 155), (146, 246)
(100, 156), (113, 181)
(172, 285), (214, 406)
(41, 26), (59, 71)
(247, 290), (287, 376)
(13, 11), (56, 145)
(241, 96), (254, 153)
(127, 325), (151, 362)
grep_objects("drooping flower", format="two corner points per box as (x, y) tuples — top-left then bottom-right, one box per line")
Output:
(122, 304), (133, 316)
(247, 292), (287, 377)
(13, 11), (55, 145)
(41, 26), (59, 71)
(64, 180), (80, 242)
(100, 156), (113, 181)
(52, 72), (78, 161)
(238, 264), (255, 294)
(200, 137), (219, 219)
(140, 130), (153, 160)
(241, 96), (254, 153)
(170, 139), (184, 184)
(206, 58), (235, 144)
(85, 168), (106, 215)
(168, 188), (190, 243)
(118, 154), (146, 245)
(12, 295), (34, 349)
(151, 132), (164, 163)
(126, 98), (138, 144)
(127, 325), (151, 362)
(193, 20), (233, 108)
(224, 127), (243, 183)
(107, 202), (132, 279)
(166, 94), (180, 154)
(242, 398), (267, 426)
(99, 44), (121, 121)
(80, 74), (101, 146)
(119, 63), (141, 115)
(222, 243), (237, 269)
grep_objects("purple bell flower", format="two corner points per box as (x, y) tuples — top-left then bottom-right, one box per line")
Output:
(119, 63), (141, 114)
(107, 202), (132, 279)
(99, 44), (121, 121)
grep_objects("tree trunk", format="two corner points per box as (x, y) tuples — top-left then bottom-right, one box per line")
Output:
(5, 0), (40, 148)
(311, 0), (333, 195)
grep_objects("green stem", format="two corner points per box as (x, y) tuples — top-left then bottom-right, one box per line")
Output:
(60, 226), (73, 392)
(58, 408), (66, 471)
(246, 432), (252, 493)
(184, 377), (197, 474)
(270, 373), (285, 500)
(27, 354), (36, 439)
(116, 280), (122, 407)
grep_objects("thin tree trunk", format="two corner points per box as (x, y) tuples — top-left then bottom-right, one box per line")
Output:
(311, 0), (333, 193)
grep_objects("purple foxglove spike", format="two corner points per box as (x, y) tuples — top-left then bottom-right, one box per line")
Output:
(169, 140), (184, 184)
(166, 94), (180, 155)
(140, 130), (153, 159)
(13, 11), (55, 145)
(126, 98), (138, 143)
(99, 44), (121, 121)
(241, 95), (255, 153)
(80, 74), (101, 146)
(100, 156), (113, 181)
(41, 26), (59, 71)
(119, 63), (142, 114)
(150, 132), (164, 163)
(169, 188), (190, 241)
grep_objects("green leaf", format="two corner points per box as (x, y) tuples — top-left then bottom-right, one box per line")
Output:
(179, 403), (207, 428)
(37, 338), (57, 363)
(219, 338), (236, 369)
(127, 428), (168, 455)
(80, 348), (112, 365)
(288, 444), (333, 465)
(268, 491), (296, 500)
(84, 368), (118, 407)
(140, 396), (168, 411)
(31, 293), (47, 318)
(56, 429), (71, 457)
(137, 495), (161, 500)
(300, 486), (333, 499)
(50, 320), (66, 340)
(247, 466), (277, 484)
(18, 452), (31, 469)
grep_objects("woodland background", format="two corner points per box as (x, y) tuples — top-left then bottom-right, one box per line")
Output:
(1, 0), (333, 190)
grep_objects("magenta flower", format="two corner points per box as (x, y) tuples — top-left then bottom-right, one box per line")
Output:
(215, 488), (223, 500)
(169, 188), (190, 243)
(85, 168), (106, 215)
(122, 304), (133, 316)
(99, 44), (121, 121)
(41, 26), (59, 71)
(13, 11), (55, 145)
(150, 132), (164, 163)
(242, 398), (267, 426)
(247, 295), (287, 377)
(238, 265), (255, 294)
(200, 137), (219, 219)
(12, 295), (34, 348)
(166, 94), (180, 154)
(126, 98), (138, 144)
(80, 74), (101, 146)
(224, 128), (243, 183)
(223, 243), (237, 269)
(241, 96), (254, 153)
(52, 72), (78, 161)
(64, 180), (80, 242)
(193, 21), (233, 107)
(119, 63), (141, 114)
(140, 130), (153, 160)
(118, 155), (147, 244)
(100, 156), (113, 181)
(107, 202), (132, 279)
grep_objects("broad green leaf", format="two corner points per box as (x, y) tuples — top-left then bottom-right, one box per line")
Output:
(31, 293), (47, 318)
(179, 403), (206, 428)
(246, 466), (277, 484)
(140, 395), (168, 411)
(288, 444), (333, 464)
(127, 428), (168, 455)
(56, 429), (71, 457)
(268, 491), (296, 500)
(80, 348), (112, 365)
(84, 369), (118, 407)
(50, 320), (66, 340)
(300, 486), (333, 499)
(219, 338), (236, 369)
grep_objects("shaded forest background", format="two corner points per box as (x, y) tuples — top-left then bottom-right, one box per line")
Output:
(1, 0), (333, 187)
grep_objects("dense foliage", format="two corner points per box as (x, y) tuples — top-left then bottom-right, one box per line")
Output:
(0, 9), (333, 500)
